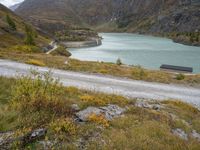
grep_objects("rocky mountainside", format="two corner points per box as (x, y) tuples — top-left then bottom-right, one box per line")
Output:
(15, 0), (200, 45)
(0, 4), (49, 51)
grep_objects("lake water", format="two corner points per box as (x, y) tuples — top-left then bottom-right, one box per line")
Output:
(69, 33), (200, 73)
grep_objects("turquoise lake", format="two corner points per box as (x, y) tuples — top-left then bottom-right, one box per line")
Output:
(69, 33), (200, 73)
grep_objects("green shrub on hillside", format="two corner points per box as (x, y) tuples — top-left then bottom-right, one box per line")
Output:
(10, 71), (71, 127)
(24, 25), (35, 45)
(116, 58), (122, 66)
(176, 74), (185, 80)
(6, 14), (16, 31)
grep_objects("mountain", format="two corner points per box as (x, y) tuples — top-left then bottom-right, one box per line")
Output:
(0, 4), (49, 51)
(15, 0), (200, 45)
(10, 3), (22, 11)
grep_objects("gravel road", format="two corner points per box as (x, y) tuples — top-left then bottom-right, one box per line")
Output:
(0, 59), (200, 108)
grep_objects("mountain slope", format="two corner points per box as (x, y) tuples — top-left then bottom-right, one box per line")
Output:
(0, 4), (49, 51)
(15, 0), (200, 45)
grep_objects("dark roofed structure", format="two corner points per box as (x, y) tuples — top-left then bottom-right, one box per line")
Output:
(160, 64), (193, 73)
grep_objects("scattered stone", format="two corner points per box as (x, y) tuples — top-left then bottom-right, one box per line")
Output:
(76, 107), (103, 122)
(75, 104), (126, 122)
(64, 60), (68, 65)
(0, 131), (15, 149)
(22, 128), (47, 145)
(39, 140), (56, 149)
(191, 130), (200, 142)
(172, 128), (188, 140)
(100, 105), (126, 120)
(135, 101), (163, 110)
(71, 104), (80, 111)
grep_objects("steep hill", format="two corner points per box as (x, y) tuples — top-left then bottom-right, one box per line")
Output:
(0, 4), (50, 51)
(15, 0), (200, 45)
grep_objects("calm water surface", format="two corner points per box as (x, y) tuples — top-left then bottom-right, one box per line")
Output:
(69, 33), (200, 73)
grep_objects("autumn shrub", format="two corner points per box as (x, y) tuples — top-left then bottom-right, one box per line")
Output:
(88, 113), (109, 127)
(80, 95), (105, 106)
(80, 94), (128, 108)
(50, 118), (76, 135)
(10, 71), (71, 127)
(26, 59), (46, 66)
(132, 66), (148, 80)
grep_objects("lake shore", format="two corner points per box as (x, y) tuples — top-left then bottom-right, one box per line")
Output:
(61, 38), (102, 48)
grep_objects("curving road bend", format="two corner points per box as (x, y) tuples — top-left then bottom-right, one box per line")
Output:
(0, 59), (200, 108)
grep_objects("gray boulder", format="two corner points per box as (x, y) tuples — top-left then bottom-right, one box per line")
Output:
(71, 104), (80, 111)
(76, 104), (126, 122)
(172, 128), (188, 140)
(191, 130), (200, 142)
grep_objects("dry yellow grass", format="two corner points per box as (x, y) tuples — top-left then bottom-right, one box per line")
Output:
(26, 59), (46, 66)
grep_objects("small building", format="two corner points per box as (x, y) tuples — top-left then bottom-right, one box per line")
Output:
(160, 64), (193, 73)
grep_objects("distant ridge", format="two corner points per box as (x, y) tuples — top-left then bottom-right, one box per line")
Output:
(10, 3), (22, 11)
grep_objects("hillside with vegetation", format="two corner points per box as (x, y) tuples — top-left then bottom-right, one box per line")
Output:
(15, 0), (200, 46)
(0, 4), (50, 53)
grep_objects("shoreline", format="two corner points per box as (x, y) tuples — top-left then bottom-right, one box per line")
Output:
(61, 38), (102, 48)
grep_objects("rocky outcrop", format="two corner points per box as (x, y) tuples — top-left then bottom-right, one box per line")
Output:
(172, 128), (188, 140)
(75, 104), (126, 122)
(0, 128), (47, 149)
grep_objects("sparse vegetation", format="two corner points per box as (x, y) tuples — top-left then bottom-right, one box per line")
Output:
(0, 74), (200, 149)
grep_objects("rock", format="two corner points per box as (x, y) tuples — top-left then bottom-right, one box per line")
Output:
(75, 104), (126, 122)
(100, 105), (126, 120)
(0, 129), (47, 148)
(71, 104), (80, 111)
(172, 128), (188, 140)
(191, 130), (200, 141)
(135, 101), (163, 110)
(76, 107), (103, 122)
(0, 131), (15, 149)
(64, 60), (68, 65)
(39, 140), (56, 149)
(22, 128), (47, 145)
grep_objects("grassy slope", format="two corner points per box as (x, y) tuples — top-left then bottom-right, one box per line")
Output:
(0, 4), (50, 51)
(0, 75), (200, 149)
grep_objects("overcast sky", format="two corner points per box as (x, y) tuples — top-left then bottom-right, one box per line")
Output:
(0, 0), (24, 7)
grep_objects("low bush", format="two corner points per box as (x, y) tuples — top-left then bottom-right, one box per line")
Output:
(10, 71), (72, 127)
(116, 58), (122, 66)
(88, 113), (109, 127)
(26, 59), (46, 66)
(132, 66), (148, 80)
(176, 74), (185, 80)
(50, 118), (76, 136)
